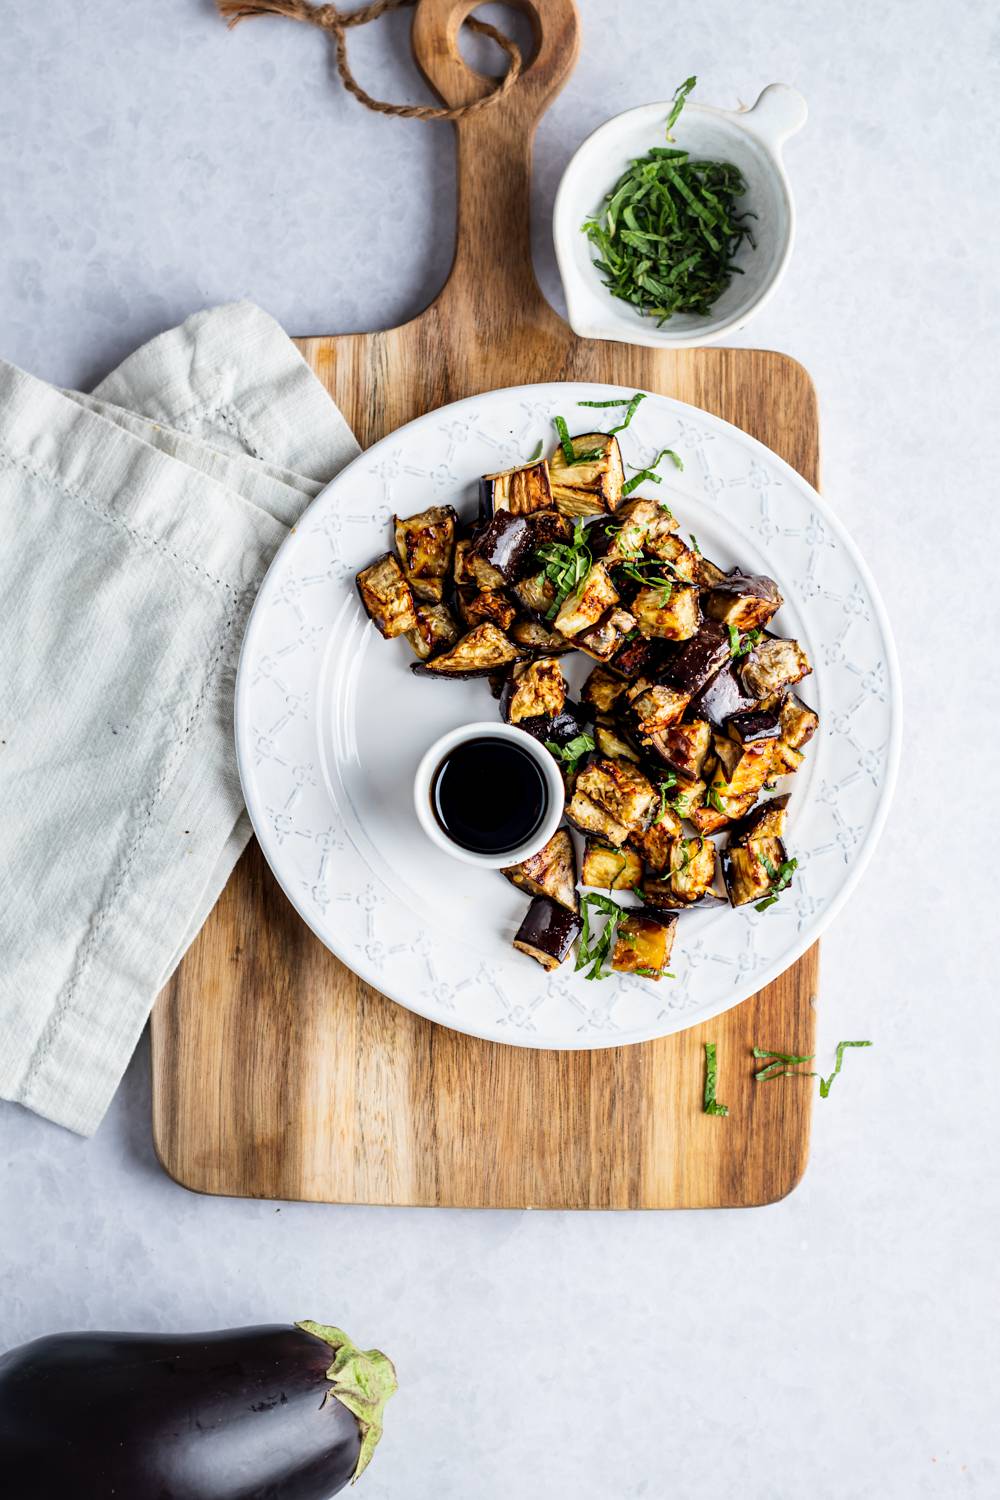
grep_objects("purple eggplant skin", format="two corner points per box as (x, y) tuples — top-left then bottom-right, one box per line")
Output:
(657, 621), (731, 697)
(688, 662), (757, 729)
(468, 510), (535, 583)
(0, 1323), (391, 1500)
(516, 700), (592, 750)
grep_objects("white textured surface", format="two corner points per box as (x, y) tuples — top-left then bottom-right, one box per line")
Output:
(0, 2), (997, 1496)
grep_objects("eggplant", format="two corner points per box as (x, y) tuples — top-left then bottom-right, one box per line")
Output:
(629, 812), (683, 873)
(516, 700), (592, 751)
(568, 757), (657, 843)
(467, 510), (535, 588)
(645, 719), (712, 780)
(657, 835), (718, 905)
(479, 459), (553, 518)
(666, 775), (706, 821)
(0, 1321), (396, 1499)
(724, 833), (790, 908)
(548, 431), (625, 516)
(696, 554), (729, 587)
(703, 568), (782, 631)
(393, 504), (457, 603)
(587, 498), (661, 562)
(355, 553), (418, 640)
(610, 633), (664, 679)
(729, 793), (790, 846)
(640, 883), (726, 912)
(581, 838), (644, 890)
(509, 616), (574, 656)
(643, 529), (699, 581)
(713, 727), (778, 798)
(500, 657), (567, 725)
(513, 895), (581, 970)
(624, 678), (690, 739)
(689, 755), (758, 834)
(727, 706), (783, 745)
(688, 661), (757, 728)
(575, 606), (636, 662)
(512, 570), (559, 620)
(593, 715), (641, 763)
(630, 582), (701, 641)
(405, 601), (460, 660)
(453, 537), (476, 589)
(456, 588), (517, 632)
(526, 509), (574, 547)
(738, 635), (812, 699)
(659, 621), (731, 697)
(554, 562), (620, 638)
(503, 827), (578, 912)
(564, 789), (629, 847)
(581, 664), (629, 714)
(411, 622), (522, 678)
(771, 693), (819, 776)
(611, 910), (678, 978)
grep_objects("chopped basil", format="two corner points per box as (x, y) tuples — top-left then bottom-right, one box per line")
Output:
(544, 733), (595, 776)
(703, 1041), (729, 1116)
(665, 75), (697, 138)
(651, 774), (679, 824)
(535, 518), (592, 620)
(526, 439), (544, 462)
(819, 1040), (872, 1098)
(754, 855), (798, 912)
(753, 1040), (872, 1095)
(577, 391), (647, 434)
(621, 447), (684, 497)
(575, 892), (627, 981)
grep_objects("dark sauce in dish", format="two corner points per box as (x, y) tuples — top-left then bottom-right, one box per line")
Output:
(432, 736), (547, 855)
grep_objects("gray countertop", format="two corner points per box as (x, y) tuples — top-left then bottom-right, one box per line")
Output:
(1, 2), (997, 1495)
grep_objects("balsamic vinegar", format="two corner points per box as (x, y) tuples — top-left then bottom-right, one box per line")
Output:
(432, 737), (547, 855)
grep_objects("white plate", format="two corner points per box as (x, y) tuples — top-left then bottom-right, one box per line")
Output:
(235, 383), (900, 1049)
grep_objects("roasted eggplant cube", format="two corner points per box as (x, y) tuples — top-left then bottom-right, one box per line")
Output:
(411, 622), (522, 678)
(723, 835), (789, 908)
(666, 836), (717, 904)
(630, 811), (682, 872)
(668, 776), (706, 821)
(739, 636), (812, 699)
(356, 552), (418, 639)
(643, 530), (699, 581)
(588, 499), (661, 562)
(713, 728), (778, 798)
(509, 616), (573, 655)
(512, 571), (559, 621)
(393, 504), (458, 603)
(727, 707), (783, 745)
(457, 589), (517, 632)
(501, 657), (567, 725)
(513, 895), (581, 971)
(517, 701), (593, 756)
(630, 582), (701, 641)
(549, 432), (625, 517)
(625, 678), (690, 740)
(611, 633), (662, 679)
(611, 912), (677, 978)
(564, 790), (629, 847)
(453, 537), (476, 589)
(575, 606), (637, 662)
(729, 794), (790, 847)
(581, 839), (643, 891)
(780, 693), (819, 750)
(704, 569), (783, 631)
(582, 665), (629, 714)
(646, 719), (712, 781)
(660, 621), (731, 695)
(696, 554), (729, 588)
(503, 828), (578, 913)
(467, 510), (535, 590)
(689, 661), (757, 728)
(594, 716), (640, 763)
(572, 757), (657, 838)
(405, 601), (460, 660)
(480, 459), (553, 518)
(772, 742), (806, 776)
(554, 562), (620, 638)
(527, 509), (573, 547)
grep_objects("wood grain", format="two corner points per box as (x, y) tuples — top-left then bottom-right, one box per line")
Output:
(151, 0), (819, 1208)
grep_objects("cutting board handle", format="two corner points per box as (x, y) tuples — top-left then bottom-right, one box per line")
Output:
(412, 0), (579, 330)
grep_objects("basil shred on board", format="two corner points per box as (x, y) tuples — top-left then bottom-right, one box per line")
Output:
(582, 76), (756, 325)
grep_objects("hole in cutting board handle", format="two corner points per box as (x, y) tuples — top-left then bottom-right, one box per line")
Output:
(412, 0), (579, 115)
(456, 3), (539, 78)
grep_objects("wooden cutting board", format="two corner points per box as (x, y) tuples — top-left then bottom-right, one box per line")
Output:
(151, 0), (819, 1208)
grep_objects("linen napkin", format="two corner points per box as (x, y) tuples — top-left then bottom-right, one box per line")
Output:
(0, 301), (359, 1135)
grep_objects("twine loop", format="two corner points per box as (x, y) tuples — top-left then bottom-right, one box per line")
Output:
(216, 1), (522, 121)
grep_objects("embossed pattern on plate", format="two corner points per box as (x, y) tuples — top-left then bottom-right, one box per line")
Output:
(234, 383), (900, 1049)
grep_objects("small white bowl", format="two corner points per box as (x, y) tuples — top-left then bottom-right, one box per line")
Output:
(553, 83), (807, 349)
(413, 721), (565, 870)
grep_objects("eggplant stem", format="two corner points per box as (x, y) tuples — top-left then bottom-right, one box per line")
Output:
(296, 1320), (398, 1483)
